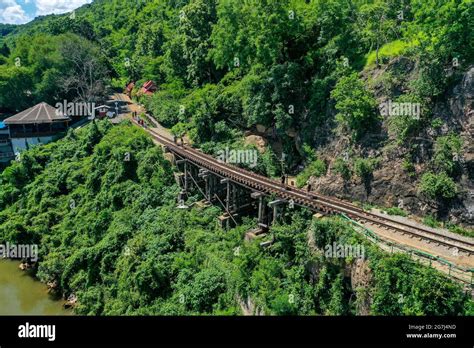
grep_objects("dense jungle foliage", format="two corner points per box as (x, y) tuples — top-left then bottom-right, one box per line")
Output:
(0, 0), (472, 211)
(0, 0), (472, 315)
(0, 121), (471, 315)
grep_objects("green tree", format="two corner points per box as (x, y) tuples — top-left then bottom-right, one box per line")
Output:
(333, 158), (351, 181)
(179, 0), (219, 86)
(357, 1), (400, 67)
(433, 134), (463, 177)
(326, 274), (346, 315)
(0, 65), (33, 111)
(331, 72), (378, 140)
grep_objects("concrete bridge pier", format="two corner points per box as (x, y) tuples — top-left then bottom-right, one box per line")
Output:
(232, 182), (237, 212)
(176, 159), (189, 192)
(220, 178), (231, 212)
(220, 178), (232, 230)
(184, 160), (188, 192)
(177, 190), (188, 209)
(268, 199), (285, 225)
(251, 192), (266, 228)
(198, 169), (211, 201)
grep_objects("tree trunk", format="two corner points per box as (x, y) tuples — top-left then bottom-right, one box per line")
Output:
(376, 39), (380, 67)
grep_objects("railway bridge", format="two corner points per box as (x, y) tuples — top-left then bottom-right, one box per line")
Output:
(130, 118), (474, 287)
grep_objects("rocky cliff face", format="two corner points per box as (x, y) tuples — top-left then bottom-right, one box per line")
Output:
(309, 64), (473, 226)
(441, 67), (474, 224)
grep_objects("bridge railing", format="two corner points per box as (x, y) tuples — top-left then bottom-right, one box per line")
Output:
(340, 213), (474, 288)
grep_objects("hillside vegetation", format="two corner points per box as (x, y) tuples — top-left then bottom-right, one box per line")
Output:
(0, 0), (472, 225)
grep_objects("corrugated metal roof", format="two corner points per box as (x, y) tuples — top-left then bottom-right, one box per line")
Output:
(3, 103), (70, 125)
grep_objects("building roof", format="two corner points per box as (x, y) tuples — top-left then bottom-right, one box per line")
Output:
(143, 81), (154, 89)
(3, 103), (70, 125)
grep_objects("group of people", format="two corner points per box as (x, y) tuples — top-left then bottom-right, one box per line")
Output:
(132, 111), (147, 128)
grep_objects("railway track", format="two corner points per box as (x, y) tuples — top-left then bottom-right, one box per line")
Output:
(137, 121), (474, 257)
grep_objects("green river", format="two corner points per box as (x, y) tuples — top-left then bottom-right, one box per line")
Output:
(0, 260), (70, 315)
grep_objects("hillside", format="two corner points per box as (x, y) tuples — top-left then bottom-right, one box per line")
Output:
(0, 0), (472, 229)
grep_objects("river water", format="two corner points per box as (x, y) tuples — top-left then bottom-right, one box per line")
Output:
(0, 260), (70, 315)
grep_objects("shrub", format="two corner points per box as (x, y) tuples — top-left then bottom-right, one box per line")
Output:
(362, 202), (375, 211)
(384, 207), (407, 217)
(387, 94), (425, 143)
(333, 158), (351, 181)
(296, 158), (327, 187)
(331, 72), (378, 140)
(430, 118), (443, 129)
(419, 172), (457, 200)
(170, 122), (188, 138)
(433, 134), (463, 176)
(423, 215), (440, 228)
(401, 158), (416, 177)
(144, 79), (187, 127)
(371, 254), (468, 315)
(353, 158), (377, 180)
(446, 224), (474, 238)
